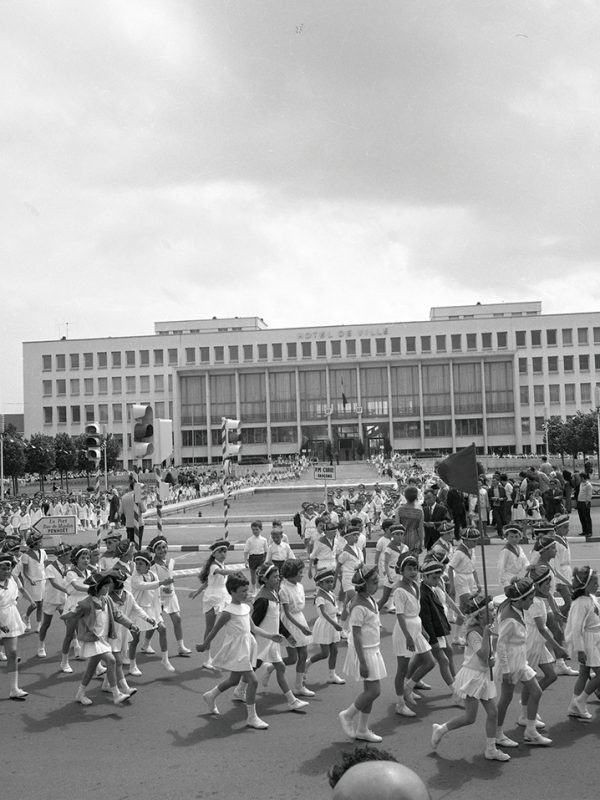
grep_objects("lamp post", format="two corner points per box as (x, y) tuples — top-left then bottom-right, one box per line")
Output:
(543, 406), (550, 461)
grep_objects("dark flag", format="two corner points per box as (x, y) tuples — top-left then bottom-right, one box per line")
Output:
(341, 379), (348, 409)
(436, 443), (479, 495)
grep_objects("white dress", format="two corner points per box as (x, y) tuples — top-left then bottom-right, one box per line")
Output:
(63, 567), (92, 614)
(279, 579), (312, 646)
(254, 592), (283, 663)
(338, 545), (363, 593)
(383, 543), (408, 589)
(211, 603), (257, 672)
(202, 563), (232, 614)
(495, 611), (536, 684)
(497, 545), (529, 589)
(312, 590), (341, 645)
(453, 628), (497, 700)
(525, 596), (554, 668)
(449, 547), (477, 598)
(343, 598), (387, 681)
(565, 595), (600, 668)
(131, 571), (163, 630)
(20, 548), (47, 602)
(153, 558), (180, 614)
(0, 576), (26, 638)
(392, 584), (431, 657)
(81, 602), (112, 658)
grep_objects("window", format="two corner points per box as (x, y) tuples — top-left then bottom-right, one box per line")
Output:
(214, 346), (224, 363)
(532, 357), (543, 373)
(168, 349), (177, 366)
(43, 407), (52, 425)
(287, 343), (297, 359)
(497, 331), (507, 349)
(98, 404), (108, 424)
(451, 334), (462, 352)
(521, 417), (530, 434)
(596, 354), (600, 371)
(578, 327), (589, 345)
(272, 343), (282, 360)
(84, 378), (93, 395)
(316, 341), (326, 358)
(84, 405), (95, 423)
(185, 347), (195, 365)
(376, 338), (386, 355)
(361, 339), (371, 356)
(200, 347), (209, 363)
(271, 426), (297, 444)
(455, 418), (483, 436)
(466, 333), (477, 350)
(97, 351), (107, 369)
(564, 355), (574, 372)
(531, 329), (541, 347)
(112, 403), (122, 423)
(301, 342), (312, 358)
(565, 384), (576, 403)
(98, 377), (107, 395)
(581, 383), (592, 404)
(420, 336), (431, 353)
(393, 420), (420, 438)
(42, 354), (51, 371)
(331, 340), (341, 357)
(83, 352), (93, 369)
(258, 344), (268, 360)
(518, 358), (528, 374)
(56, 379), (66, 396)
(154, 375), (164, 392)
(42, 380), (52, 396)
(140, 375), (150, 394)
(112, 376), (122, 394)
(562, 328), (573, 346)
(153, 349), (164, 367)
(346, 339), (356, 356)
(549, 385), (560, 403)
(548, 356), (558, 373)
(534, 417), (545, 433)
(390, 337), (401, 354)
(516, 331), (526, 347)
(155, 401), (165, 417)
(435, 335), (446, 352)
(580, 354), (590, 371)
(243, 344), (253, 362)
(70, 353), (79, 370)
(168, 374), (172, 392)
(56, 354), (66, 371)
(241, 427), (268, 445)
(405, 336), (416, 354)
(228, 346), (239, 363)
(111, 351), (121, 369)
(423, 419), (452, 437)
(70, 379), (79, 396)
(533, 385), (545, 404)
(140, 350), (149, 367)
(481, 332), (492, 349)
(125, 350), (135, 368)
(71, 405), (81, 424)
(546, 329), (557, 346)
(126, 376), (136, 394)
(594, 327), (600, 345)
(520, 386), (529, 404)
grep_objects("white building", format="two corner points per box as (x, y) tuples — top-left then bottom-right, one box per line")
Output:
(23, 302), (600, 468)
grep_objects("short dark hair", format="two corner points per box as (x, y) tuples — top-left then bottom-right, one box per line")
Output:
(328, 745), (398, 788)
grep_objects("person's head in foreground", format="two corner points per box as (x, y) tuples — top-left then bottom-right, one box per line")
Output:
(328, 745), (430, 800)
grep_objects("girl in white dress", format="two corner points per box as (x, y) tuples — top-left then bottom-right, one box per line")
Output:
(495, 577), (552, 747)
(305, 568), (345, 685)
(431, 595), (509, 762)
(37, 543), (72, 658)
(128, 550), (175, 675)
(496, 525), (529, 589)
(551, 514), (573, 613)
(145, 535), (192, 658)
(20, 531), (46, 632)
(376, 526), (408, 612)
(0, 552), (30, 700)
(197, 572), (282, 729)
(565, 566), (600, 721)
(60, 546), (93, 673)
(449, 527), (481, 647)
(392, 554), (435, 718)
(520, 564), (568, 727)
(273, 560), (314, 698)
(339, 566), (386, 743)
(337, 528), (364, 638)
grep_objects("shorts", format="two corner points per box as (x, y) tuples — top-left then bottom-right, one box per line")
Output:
(42, 601), (64, 616)
(248, 554), (266, 571)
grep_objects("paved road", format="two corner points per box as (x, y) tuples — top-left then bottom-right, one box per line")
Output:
(4, 536), (600, 800)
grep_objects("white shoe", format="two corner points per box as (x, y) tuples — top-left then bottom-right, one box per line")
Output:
(327, 674), (346, 684)
(128, 666), (142, 677)
(202, 691), (220, 715)
(495, 734), (519, 748)
(162, 659), (175, 673)
(517, 715), (545, 729)
(37, 646), (47, 658)
(178, 645), (192, 656)
(9, 688), (28, 700)
(73, 643), (83, 660)
(113, 691), (129, 705)
(523, 731), (552, 746)
(140, 644), (155, 655)
(396, 703), (416, 717)
(24, 619), (31, 632)
(568, 700), (592, 720)
(60, 663), (73, 674)
(288, 697), (309, 711)
(203, 661), (217, 672)
(355, 729), (382, 743)
(95, 664), (107, 677)
(121, 657), (130, 666)
(232, 685), (247, 703)
(555, 662), (579, 676)
(485, 747), (511, 762)
(246, 716), (269, 729)
(75, 689), (92, 706)
(296, 685), (315, 697)
(339, 711), (356, 739)
(431, 723), (445, 749)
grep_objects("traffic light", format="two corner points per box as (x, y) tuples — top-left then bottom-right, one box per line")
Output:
(132, 404), (154, 460)
(222, 417), (242, 460)
(85, 422), (102, 469)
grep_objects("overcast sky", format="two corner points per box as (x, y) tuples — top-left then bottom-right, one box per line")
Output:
(2, 0), (600, 414)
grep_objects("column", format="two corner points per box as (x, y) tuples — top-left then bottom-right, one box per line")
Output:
(387, 362), (394, 449)
(512, 354), (522, 454)
(325, 365), (332, 441)
(295, 368), (302, 449)
(480, 359), (488, 454)
(205, 373), (212, 463)
(449, 360), (456, 453)
(356, 364), (363, 442)
(417, 361), (425, 450)
(265, 368), (272, 458)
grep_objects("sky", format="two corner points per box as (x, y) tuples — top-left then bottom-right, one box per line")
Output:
(2, 0), (600, 414)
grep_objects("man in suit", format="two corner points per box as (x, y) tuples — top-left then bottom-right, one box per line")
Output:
(422, 488), (450, 550)
(487, 476), (507, 538)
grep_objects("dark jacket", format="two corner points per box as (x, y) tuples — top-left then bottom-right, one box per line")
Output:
(419, 582), (451, 639)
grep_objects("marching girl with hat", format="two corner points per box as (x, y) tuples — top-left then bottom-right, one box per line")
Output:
(144, 535), (192, 658)
(495, 577), (552, 747)
(197, 571), (283, 729)
(392, 553), (435, 718)
(0, 536), (23, 663)
(128, 550), (175, 675)
(20, 530), (46, 632)
(60, 545), (93, 673)
(376, 525), (408, 612)
(564, 566), (600, 721)
(339, 565), (386, 743)
(37, 543), (72, 658)
(190, 539), (238, 671)
(98, 527), (123, 572)
(305, 567), (345, 685)
(61, 571), (139, 706)
(496, 524), (529, 589)
(431, 594), (510, 762)
(419, 558), (457, 692)
(448, 527), (481, 646)
(337, 527), (364, 638)
(0, 552), (31, 700)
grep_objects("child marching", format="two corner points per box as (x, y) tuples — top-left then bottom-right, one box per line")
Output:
(0, 552), (31, 700)
(564, 566), (600, 721)
(305, 568), (345, 685)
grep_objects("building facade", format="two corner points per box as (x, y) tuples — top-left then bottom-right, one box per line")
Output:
(23, 303), (600, 468)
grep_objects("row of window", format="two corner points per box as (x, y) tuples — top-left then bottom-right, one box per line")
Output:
(516, 327), (600, 348)
(520, 383), (599, 406)
(43, 401), (173, 426)
(42, 375), (173, 398)
(518, 354), (600, 374)
(182, 426), (299, 447)
(42, 349), (178, 372)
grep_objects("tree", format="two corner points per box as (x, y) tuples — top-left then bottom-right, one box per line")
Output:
(546, 416), (569, 462)
(26, 433), (56, 492)
(104, 436), (121, 471)
(568, 411), (598, 459)
(54, 433), (77, 490)
(72, 434), (91, 474)
(2, 431), (26, 496)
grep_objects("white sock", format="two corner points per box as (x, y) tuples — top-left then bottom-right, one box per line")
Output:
(405, 678), (416, 693)
(129, 659), (138, 670)
(111, 685), (122, 699)
(161, 652), (170, 663)
(437, 722), (449, 738)
(8, 671), (18, 692)
(328, 669), (337, 680)
(342, 703), (359, 719)
(246, 702), (258, 719)
(207, 686), (220, 699)
(295, 673), (305, 691)
(485, 737), (496, 750)
(356, 711), (370, 733)
(285, 690), (296, 703)
(577, 691), (590, 704)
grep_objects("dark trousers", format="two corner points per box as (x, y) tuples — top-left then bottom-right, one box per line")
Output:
(577, 502), (592, 538)
(126, 525), (144, 550)
(491, 505), (507, 537)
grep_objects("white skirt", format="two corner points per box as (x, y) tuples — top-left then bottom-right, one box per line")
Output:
(569, 631), (600, 669)
(161, 590), (180, 615)
(284, 612), (312, 647)
(343, 644), (387, 682)
(392, 618), (431, 658)
(256, 637), (283, 664)
(81, 638), (112, 659)
(453, 665), (497, 700)
(312, 616), (341, 645)
(454, 573), (477, 599)
(0, 606), (26, 639)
